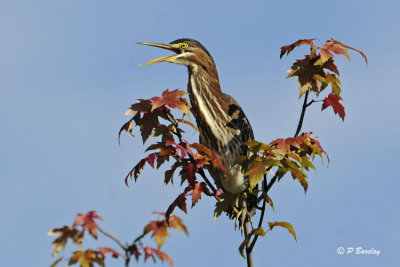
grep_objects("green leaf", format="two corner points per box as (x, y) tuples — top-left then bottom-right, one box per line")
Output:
(214, 192), (238, 219)
(252, 227), (266, 236)
(268, 221), (297, 241)
(285, 158), (308, 193)
(300, 156), (316, 171)
(245, 159), (267, 189)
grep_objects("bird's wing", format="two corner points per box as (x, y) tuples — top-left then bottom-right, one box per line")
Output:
(223, 93), (254, 155)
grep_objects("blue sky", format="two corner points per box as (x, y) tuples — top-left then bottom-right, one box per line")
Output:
(1, 0), (399, 266)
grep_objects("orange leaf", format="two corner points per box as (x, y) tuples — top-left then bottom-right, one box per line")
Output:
(144, 247), (173, 266)
(190, 182), (202, 207)
(330, 38), (368, 65)
(144, 220), (170, 249)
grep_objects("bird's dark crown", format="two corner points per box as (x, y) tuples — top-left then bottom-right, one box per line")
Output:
(170, 38), (214, 61)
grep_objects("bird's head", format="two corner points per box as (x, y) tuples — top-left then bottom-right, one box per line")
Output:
(138, 38), (215, 70)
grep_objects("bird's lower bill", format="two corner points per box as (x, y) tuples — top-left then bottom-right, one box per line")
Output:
(137, 42), (180, 66)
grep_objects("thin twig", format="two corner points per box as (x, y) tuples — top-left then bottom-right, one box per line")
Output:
(306, 99), (322, 107)
(97, 225), (127, 251)
(294, 89), (310, 137)
(248, 175), (267, 252)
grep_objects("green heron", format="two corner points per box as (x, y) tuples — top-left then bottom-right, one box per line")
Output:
(138, 39), (254, 194)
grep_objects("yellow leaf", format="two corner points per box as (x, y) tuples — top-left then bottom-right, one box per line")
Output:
(268, 221), (297, 241)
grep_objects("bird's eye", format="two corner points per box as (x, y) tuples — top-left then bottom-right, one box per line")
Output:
(180, 43), (188, 49)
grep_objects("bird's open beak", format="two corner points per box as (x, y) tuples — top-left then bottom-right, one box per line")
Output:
(137, 42), (180, 66)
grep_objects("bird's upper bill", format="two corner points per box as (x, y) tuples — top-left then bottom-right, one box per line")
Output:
(137, 42), (182, 66)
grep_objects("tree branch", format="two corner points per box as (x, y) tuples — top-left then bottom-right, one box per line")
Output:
(248, 88), (314, 259)
(248, 175), (267, 252)
(97, 225), (128, 251)
(244, 220), (254, 267)
(294, 89), (310, 137)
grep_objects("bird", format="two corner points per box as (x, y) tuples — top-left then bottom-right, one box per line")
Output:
(138, 39), (254, 195)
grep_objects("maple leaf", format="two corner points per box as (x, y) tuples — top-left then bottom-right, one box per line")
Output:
(268, 221), (297, 241)
(144, 247), (173, 266)
(322, 93), (345, 121)
(322, 58), (339, 75)
(68, 249), (105, 267)
(177, 118), (199, 133)
(118, 118), (134, 144)
(125, 99), (152, 116)
(152, 124), (174, 142)
(146, 153), (157, 168)
(164, 161), (184, 185)
(125, 154), (154, 186)
(48, 226), (83, 257)
(325, 73), (342, 96)
(309, 137), (329, 162)
(190, 182), (202, 207)
(165, 140), (193, 160)
(50, 257), (64, 267)
(168, 214), (189, 235)
(330, 38), (368, 64)
(190, 142), (227, 173)
(128, 244), (142, 261)
(166, 192), (188, 223)
(151, 89), (190, 117)
(280, 39), (317, 58)
(144, 220), (170, 249)
(318, 40), (350, 63)
(98, 247), (120, 259)
(245, 160), (267, 190)
(285, 158), (308, 193)
(214, 192), (239, 218)
(73, 211), (102, 239)
(190, 142), (213, 156)
(270, 138), (290, 154)
(139, 111), (162, 144)
(287, 56), (326, 96)
(179, 162), (197, 186)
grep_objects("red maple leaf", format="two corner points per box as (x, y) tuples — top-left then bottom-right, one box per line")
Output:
(151, 89), (190, 116)
(322, 93), (345, 121)
(146, 153), (157, 168)
(144, 246), (173, 266)
(280, 39), (316, 58)
(98, 247), (121, 258)
(179, 163), (197, 185)
(330, 38), (368, 64)
(73, 211), (102, 239)
(166, 192), (188, 224)
(165, 140), (193, 160)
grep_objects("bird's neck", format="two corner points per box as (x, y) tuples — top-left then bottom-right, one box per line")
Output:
(187, 64), (232, 151)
